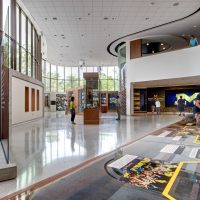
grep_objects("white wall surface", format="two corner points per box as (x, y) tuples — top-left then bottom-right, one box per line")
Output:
(126, 45), (200, 115)
(12, 77), (43, 124)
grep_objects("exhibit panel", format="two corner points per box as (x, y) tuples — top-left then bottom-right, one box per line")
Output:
(83, 72), (100, 124)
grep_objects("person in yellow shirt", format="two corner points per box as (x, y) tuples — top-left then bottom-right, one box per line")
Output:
(70, 97), (76, 124)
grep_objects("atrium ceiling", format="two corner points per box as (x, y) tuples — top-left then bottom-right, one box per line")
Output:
(21, 0), (200, 66)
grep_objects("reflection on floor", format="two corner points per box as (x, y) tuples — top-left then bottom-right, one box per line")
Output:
(28, 121), (200, 200)
(0, 112), (181, 198)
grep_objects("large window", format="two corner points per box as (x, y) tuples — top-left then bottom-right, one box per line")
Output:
(41, 62), (119, 93)
(1, 2), (41, 79)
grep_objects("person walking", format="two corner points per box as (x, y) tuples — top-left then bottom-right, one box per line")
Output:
(155, 98), (161, 115)
(177, 96), (185, 116)
(116, 95), (121, 120)
(70, 97), (76, 124)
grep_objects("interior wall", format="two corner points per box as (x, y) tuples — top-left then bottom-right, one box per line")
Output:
(12, 77), (43, 124)
(126, 45), (200, 115)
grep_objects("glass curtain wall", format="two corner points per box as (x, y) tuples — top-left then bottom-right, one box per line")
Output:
(1, 1), (41, 80)
(42, 60), (119, 93)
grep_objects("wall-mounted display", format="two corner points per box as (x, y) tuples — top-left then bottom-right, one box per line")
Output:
(56, 94), (66, 111)
(165, 89), (200, 107)
(83, 73), (100, 124)
(134, 89), (147, 112)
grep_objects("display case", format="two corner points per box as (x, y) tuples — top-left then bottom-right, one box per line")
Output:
(83, 73), (100, 124)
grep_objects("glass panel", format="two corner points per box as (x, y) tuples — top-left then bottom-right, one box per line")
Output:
(33, 29), (35, 58)
(16, 44), (20, 71)
(58, 80), (65, 92)
(72, 80), (78, 88)
(114, 66), (119, 79)
(2, 34), (9, 67)
(58, 66), (64, 79)
(65, 67), (71, 80)
(72, 67), (78, 81)
(115, 79), (119, 91)
(28, 53), (31, 77)
(3, 0), (10, 34)
(80, 66), (86, 80)
(42, 59), (46, 77)
(93, 67), (98, 72)
(21, 12), (26, 49)
(107, 66), (115, 79)
(43, 77), (50, 92)
(51, 79), (57, 92)
(46, 62), (50, 78)
(108, 79), (114, 91)
(16, 6), (20, 43)
(87, 67), (93, 72)
(21, 48), (26, 75)
(51, 65), (57, 79)
(100, 79), (107, 91)
(28, 20), (32, 53)
(33, 59), (36, 78)
(101, 66), (107, 79)
(65, 80), (72, 90)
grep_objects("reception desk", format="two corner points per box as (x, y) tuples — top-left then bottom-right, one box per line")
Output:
(84, 108), (99, 124)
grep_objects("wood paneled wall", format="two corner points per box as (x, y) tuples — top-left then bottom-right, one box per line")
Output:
(130, 39), (142, 59)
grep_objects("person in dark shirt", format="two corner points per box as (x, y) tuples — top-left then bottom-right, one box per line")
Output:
(150, 97), (156, 114)
(177, 96), (185, 116)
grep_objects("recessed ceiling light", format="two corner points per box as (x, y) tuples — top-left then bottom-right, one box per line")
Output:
(163, 47), (166, 50)
(161, 43), (164, 46)
(150, 2), (155, 5)
(104, 17), (109, 20)
(193, 25), (197, 28)
(52, 17), (57, 20)
(88, 13), (91, 16)
(145, 17), (149, 20)
(78, 17), (82, 20)
(44, 18), (47, 20)
(81, 34), (84, 37)
(146, 43), (149, 46)
(173, 2), (179, 6)
(61, 34), (64, 37)
(54, 34), (57, 37)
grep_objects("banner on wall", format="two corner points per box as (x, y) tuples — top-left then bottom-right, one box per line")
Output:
(165, 90), (200, 107)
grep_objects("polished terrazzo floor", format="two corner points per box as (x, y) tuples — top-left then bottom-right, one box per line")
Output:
(0, 112), (181, 198)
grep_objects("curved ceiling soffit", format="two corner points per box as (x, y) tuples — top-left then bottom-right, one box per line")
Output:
(115, 34), (188, 53)
(107, 7), (200, 57)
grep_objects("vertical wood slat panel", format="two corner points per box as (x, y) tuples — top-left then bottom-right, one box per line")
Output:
(130, 39), (142, 59)
(31, 88), (35, 111)
(37, 89), (39, 111)
(25, 86), (29, 112)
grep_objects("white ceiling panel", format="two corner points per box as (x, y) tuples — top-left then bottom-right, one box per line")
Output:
(21, 0), (200, 66)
